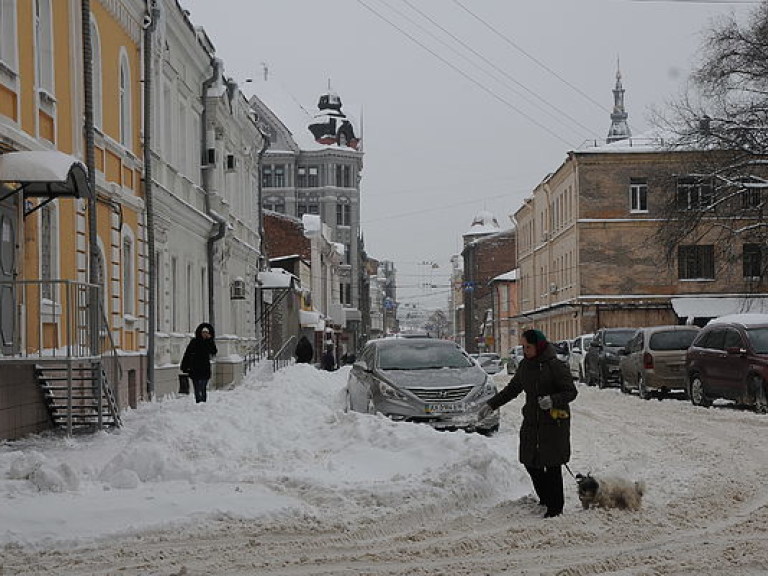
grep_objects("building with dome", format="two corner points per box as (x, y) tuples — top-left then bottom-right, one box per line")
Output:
(248, 77), (365, 352)
(457, 211), (517, 353)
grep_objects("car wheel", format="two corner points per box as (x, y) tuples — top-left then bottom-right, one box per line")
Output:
(619, 374), (630, 394)
(751, 376), (768, 414)
(637, 374), (651, 400)
(689, 375), (712, 407)
(477, 424), (499, 437)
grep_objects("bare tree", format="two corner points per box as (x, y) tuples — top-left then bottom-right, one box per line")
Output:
(653, 1), (768, 285)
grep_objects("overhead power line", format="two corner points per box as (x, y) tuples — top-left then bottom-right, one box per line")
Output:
(385, 0), (598, 139)
(355, 0), (576, 147)
(450, 0), (609, 113)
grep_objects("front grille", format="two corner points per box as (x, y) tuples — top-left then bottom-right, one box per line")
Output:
(407, 385), (474, 403)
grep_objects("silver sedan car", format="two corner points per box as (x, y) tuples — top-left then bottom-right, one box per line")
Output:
(346, 338), (500, 434)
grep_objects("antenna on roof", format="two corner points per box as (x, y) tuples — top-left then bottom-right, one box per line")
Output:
(262, 61), (269, 82)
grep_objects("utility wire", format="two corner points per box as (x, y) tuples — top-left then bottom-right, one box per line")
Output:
(450, 0), (609, 113)
(381, 0), (598, 139)
(354, 0), (576, 147)
(360, 191), (513, 224)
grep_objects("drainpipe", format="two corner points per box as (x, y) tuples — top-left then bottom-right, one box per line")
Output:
(254, 124), (270, 345)
(81, 0), (99, 396)
(201, 58), (226, 328)
(143, 1), (159, 399)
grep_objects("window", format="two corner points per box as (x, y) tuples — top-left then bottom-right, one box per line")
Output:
(340, 282), (351, 305)
(297, 166), (307, 188)
(263, 195), (285, 214)
(1, 0), (18, 74)
(678, 245), (715, 280)
(34, 0), (53, 95)
(297, 193), (319, 218)
(629, 178), (648, 212)
(337, 197), (351, 226)
(119, 53), (131, 148)
(335, 164), (352, 188)
(122, 235), (134, 316)
(90, 17), (102, 129)
(741, 186), (762, 209)
(743, 243), (762, 279)
(308, 166), (319, 187)
(676, 176), (714, 210)
(262, 164), (285, 188)
(40, 203), (56, 299)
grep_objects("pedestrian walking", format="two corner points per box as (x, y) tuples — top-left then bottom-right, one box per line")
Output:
(477, 328), (577, 517)
(180, 323), (218, 403)
(295, 335), (314, 364)
(321, 343), (336, 371)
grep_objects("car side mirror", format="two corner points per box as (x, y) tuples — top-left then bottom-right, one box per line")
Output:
(353, 360), (370, 372)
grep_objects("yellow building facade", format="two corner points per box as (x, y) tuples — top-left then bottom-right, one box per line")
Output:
(0, 0), (146, 438)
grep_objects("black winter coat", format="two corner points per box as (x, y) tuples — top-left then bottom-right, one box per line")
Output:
(487, 343), (577, 467)
(295, 336), (314, 363)
(181, 323), (218, 380)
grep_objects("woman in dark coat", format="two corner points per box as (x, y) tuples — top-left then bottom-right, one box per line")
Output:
(478, 328), (577, 517)
(295, 335), (314, 364)
(180, 323), (217, 403)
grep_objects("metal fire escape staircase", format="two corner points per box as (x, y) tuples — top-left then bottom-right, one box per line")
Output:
(35, 361), (122, 432)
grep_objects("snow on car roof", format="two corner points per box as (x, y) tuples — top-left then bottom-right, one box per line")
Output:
(708, 313), (768, 326)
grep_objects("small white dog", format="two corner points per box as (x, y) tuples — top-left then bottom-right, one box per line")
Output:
(575, 473), (645, 511)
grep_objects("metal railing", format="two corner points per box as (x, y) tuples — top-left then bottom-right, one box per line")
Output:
(272, 335), (296, 372)
(1, 279), (122, 421)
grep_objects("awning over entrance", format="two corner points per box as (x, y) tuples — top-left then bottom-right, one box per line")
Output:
(0, 150), (90, 201)
(671, 296), (768, 319)
(299, 310), (325, 331)
(257, 269), (297, 289)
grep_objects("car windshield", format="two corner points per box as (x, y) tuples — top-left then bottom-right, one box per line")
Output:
(649, 330), (699, 351)
(746, 327), (768, 354)
(604, 330), (636, 347)
(379, 343), (474, 370)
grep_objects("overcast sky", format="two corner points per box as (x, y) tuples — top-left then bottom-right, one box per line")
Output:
(179, 0), (755, 311)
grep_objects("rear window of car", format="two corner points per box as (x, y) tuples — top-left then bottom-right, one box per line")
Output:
(604, 330), (636, 347)
(746, 327), (768, 354)
(379, 343), (473, 370)
(648, 330), (699, 351)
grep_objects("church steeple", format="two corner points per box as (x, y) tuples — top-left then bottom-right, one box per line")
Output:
(606, 62), (631, 144)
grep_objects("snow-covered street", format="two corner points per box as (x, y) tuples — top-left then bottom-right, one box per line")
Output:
(1, 362), (767, 575)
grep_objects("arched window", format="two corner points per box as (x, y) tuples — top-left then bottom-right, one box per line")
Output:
(119, 51), (131, 148)
(90, 16), (102, 129)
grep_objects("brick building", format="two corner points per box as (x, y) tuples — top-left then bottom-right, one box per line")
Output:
(461, 212), (517, 353)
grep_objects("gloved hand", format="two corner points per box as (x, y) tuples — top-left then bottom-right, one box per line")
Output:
(476, 403), (493, 421)
(538, 395), (553, 410)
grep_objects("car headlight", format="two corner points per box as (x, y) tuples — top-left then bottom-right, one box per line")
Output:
(377, 381), (408, 401)
(467, 377), (497, 402)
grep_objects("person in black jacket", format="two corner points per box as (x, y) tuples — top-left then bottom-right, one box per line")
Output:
(295, 335), (314, 364)
(477, 328), (577, 518)
(180, 323), (218, 403)
(321, 344), (336, 371)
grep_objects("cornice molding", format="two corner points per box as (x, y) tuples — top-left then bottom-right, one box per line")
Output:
(97, 0), (142, 45)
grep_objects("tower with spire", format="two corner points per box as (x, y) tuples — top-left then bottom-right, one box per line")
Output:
(606, 63), (631, 144)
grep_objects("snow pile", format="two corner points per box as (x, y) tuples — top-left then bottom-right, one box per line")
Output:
(0, 363), (526, 548)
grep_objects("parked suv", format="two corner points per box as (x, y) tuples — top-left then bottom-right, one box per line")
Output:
(585, 328), (637, 388)
(685, 314), (768, 413)
(619, 325), (700, 400)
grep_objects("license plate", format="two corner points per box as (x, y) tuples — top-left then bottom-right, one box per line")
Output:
(425, 402), (465, 414)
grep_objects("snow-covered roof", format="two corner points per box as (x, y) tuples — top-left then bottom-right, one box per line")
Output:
(248, 76), (360, 153)
(257, 269), (297, 289)
(463, 210), (500, 237)
(575, 130), (672, 155)
(671, 296), (768, 319)
(491, 269), (518, 282)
